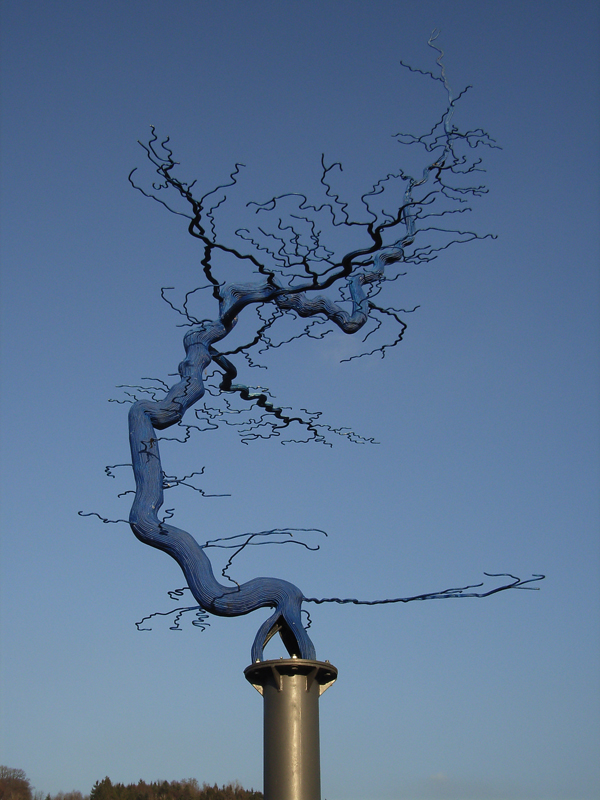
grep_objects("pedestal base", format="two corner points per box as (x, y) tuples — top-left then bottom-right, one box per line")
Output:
(244, 659), (338, 800)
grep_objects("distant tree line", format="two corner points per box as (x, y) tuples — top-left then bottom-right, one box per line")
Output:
(90, 777), (261, 800)
(0, 767), (40, 800)
(0, 769), (262, 800)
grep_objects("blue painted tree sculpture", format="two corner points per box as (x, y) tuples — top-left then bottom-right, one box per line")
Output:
(123, 37), (543, 663)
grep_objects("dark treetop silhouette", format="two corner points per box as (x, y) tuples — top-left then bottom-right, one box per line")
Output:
(103, 36), (543, 663)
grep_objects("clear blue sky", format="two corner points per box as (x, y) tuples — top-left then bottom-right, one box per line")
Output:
(1, 2), (599, 799)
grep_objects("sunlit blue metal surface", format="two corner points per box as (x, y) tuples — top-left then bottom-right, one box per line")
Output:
(127, 265), (389, 661)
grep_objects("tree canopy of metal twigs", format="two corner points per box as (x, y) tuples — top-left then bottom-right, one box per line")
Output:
(98, 35), (544, 662)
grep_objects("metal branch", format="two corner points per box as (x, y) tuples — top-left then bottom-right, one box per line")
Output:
(304, 574), (546, 605)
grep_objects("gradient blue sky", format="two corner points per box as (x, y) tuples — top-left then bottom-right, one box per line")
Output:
(1, 2), (599, 800)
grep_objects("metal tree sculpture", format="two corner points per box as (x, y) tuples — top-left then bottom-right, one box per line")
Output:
(119, 37), (542, 663)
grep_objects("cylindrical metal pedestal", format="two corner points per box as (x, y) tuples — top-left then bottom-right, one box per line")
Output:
(244, 658), (338, 800)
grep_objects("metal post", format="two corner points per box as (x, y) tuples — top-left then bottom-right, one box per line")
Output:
(244, 658), (338, 800)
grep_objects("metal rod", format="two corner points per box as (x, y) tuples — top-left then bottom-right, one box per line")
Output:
(245, 658), (338, 800)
